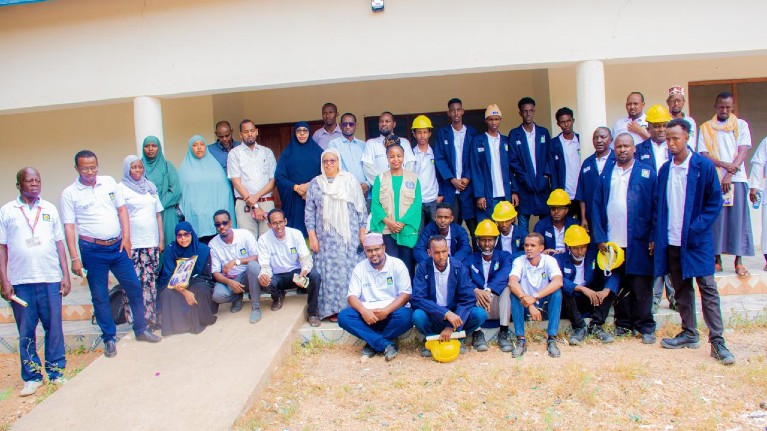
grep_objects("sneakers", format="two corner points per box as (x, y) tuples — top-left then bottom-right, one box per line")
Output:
(20, 380), (43, 397)
(383, 344), (398, 361)
(472, 330), (488, 352)
(497, 330), (514, 352)
(660, 331), (700, 349)
(589, 325), (615, 343)
(362, 343), (377, 358)
(568, 326), (587, 346)
(711, 340), (736, 365)
(249, 307), (262, 324)
(641, 333), (657, 344)
(511, 338), (527, 358)
(231, 294), (243, 313)
(547, 339), (561, 358)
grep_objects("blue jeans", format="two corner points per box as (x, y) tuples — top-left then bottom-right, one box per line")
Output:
(411, 307), (487, 337)
(80, 240), (147, 341)
(338, 306), (413, 352)
(511, 289), (562, 338)
(12, 282), (65, 382)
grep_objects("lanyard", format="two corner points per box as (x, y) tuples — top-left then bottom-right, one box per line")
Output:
(19, 206), (42, 237)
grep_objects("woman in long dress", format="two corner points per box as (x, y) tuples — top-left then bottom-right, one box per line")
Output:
(142, 136), (182, 249)
(305, 148), (367, 321)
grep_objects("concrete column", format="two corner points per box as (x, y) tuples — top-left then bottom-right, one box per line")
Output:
(133, 96), (164, 155)
(576, 60), (607, 159)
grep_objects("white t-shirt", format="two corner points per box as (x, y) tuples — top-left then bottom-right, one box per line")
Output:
(667, 151), (692, 246)
(697, 118), (752, 183)
(434, 261), (450, 307)
(347, 254), (412, 302)
(525, 125), (537, 173)
(414, 145), (439, 203)
(487, 133), (505, 198)
(612, 113), (647, 147)
(452, 125), (467, 182)
(0, 197), (64, 285)
(362, 136), (415, 178)
(651, 140), (669, 170)
(607, 164), (633, 248)
(559, 135), (581, 199)
(596, 150), (612, 174)
(119, 184), (164, 249)
(553, 225), (566, 252)
(511, 254), (562, 297)
(209, 228), (259, 278)
(573, 260), (586, 286)
(257, 227), (311, 275)
(60, 176), (124, 240)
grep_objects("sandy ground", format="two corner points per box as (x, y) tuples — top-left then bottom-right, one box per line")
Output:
(236, 323), (767, 431)
(0, 350), (100, 430)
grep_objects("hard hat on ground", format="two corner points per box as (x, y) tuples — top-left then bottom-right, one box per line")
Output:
(564, 225), (590, 247)
(424, 339), (461, 363)
(547, 188), (571, 207)
(491, 201), (517, 222)
(411, 115), (433, 130)
(474, 219), (500, 237)
(645, 104), (672, 124)
(597, 242), (625, 276)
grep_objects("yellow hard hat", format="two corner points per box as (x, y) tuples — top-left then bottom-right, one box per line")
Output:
(546, 189), (571, 207)
(424, 339), (461, 363)
(491, 201), (518, 222)
(597, 242), (625, 275)
(645, 104), (672, 124)
(411, 115), (433, 130)
(564, 225), (590, 247)
(474, 219), (500, 237)
(485, 104), (502, 119)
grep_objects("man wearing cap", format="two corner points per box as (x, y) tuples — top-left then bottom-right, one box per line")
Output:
(698, 92), (754, 277)
(492, 201), (525, 259)
(612, 92), (650, 147)
(208, 120), (241, 171)
(666, 86), (697, 148)
(655, 119), (734, 365)
(337, 233), (413, 361)
(413, 203), (471, 264)
(556, 225), (616, 345)
(534, 189), (578, 255)
(508, 97), (554, 234)
(0, 167), (70, 396)
(550, 107), (581, 218)
(465, 220), (514, 352)
(508, 232), (564, 358)
(469, 104), (512, 222)
(312, 103), (342, 150)
(412, 114), (442, 228)
(411, 235), (487, 355)
(434, 98), (479, 229)
(591, 133), (657, 343)
(362, 112), (415, 181)
(636, 105), (677, 313)
(576, 127), (615, 233)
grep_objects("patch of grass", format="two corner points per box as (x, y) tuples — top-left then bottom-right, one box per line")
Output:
(296, 334), (337, 354)
(0, 387), (11, 401)
(726, 306), (767, 331)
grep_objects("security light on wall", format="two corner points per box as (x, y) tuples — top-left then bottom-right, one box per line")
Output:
(372, 0), (384, 12)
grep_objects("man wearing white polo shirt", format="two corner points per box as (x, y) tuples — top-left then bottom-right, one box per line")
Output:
(362, 112), (415, 181)
(61, 150), (160, 359)
(0, 167), (70, 396)
(257, 209), (320, 326)
(508, 232), (564, 358)
(612, 92), (650, 147)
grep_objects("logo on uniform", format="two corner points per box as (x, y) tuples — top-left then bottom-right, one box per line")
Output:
(42, 214), (51, 221)
(545, 231), (553, 238)
(239, 248), (247, 256)
(386, 277), (393, 285)
(583, 166), (591, 173)
(405, 181), (416, 190)
(564, 268), (572, 274)
(494, 262), (499, 271)
(641, 169), (650, 179)
(290, 247), (297, 254)
(108, 192), (115, 201)
(641, 154), (650, 160)
(516, 140), (521, 146)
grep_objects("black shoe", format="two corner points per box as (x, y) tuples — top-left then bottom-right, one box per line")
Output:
(362, 343), (377, 358)
(103, 340), (117, 358)
(668, 297), (679, 312)
(497, 330), (513, 352)
(660, 331), (700, 349)
(136, 330), (162, 343)
(614, 326), (633, 337)
(472, 330), (488, 352)
(383, 344), (398, 361)
(511, 338), (527, 358)
(271, 295), (284, 311)
(711, 340), (736, 365)
(569, 326), (587, 346)
(641, 333), (657, 344)
(590, 325), (615, 343)
(231, 294), (243, 313)
(547, 339), (561, 358)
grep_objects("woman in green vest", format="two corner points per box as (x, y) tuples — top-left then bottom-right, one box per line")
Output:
(370, 143), (422, 278)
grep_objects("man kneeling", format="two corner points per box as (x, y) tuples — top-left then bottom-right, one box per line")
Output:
(411, 235), (487, 356)
(509, 233), (564, 358)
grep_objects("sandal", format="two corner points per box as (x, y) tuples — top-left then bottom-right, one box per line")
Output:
(328, 314), (339, 323)
(735, 265), (750, 277)
(715, 263), (723, 273)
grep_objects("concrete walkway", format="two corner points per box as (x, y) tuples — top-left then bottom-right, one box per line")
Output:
(12, 296), (307, 431)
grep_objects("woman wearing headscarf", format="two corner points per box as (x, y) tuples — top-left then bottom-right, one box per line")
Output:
(157, 221), (217, 335)
(305, 148), (368, 321)
(275, 122), (324, 236)
(141, 136), (182, 249)
(119, 155), (164, 330)
(179, 135), (236, 243)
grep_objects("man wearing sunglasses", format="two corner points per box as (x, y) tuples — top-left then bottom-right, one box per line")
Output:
(328, 113), (370, 200)
(209, 209), (263, 324)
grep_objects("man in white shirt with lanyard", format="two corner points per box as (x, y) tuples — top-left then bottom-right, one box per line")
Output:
(0, 167), (71, 396)
(362, 112), (415, 181)
(257, 209), (320, 327)
(60, 150), (160, 359)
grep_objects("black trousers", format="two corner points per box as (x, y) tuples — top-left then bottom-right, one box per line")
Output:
(613, 261), (656, 335)
(383, 234), (415, 279)
(562, 290), (615, 329)
(269, 268), (320, 316)
(667, 246), (724, 342)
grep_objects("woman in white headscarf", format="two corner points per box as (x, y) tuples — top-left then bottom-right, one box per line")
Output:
(305, 148), (368, 321)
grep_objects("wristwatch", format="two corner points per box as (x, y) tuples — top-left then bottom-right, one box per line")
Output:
(235, 259), (242, 266)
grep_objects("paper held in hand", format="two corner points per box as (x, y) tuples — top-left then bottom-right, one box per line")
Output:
(292, 273), (309, 289)
(425, 330), (466, 342)
(168, 256), (197, 289)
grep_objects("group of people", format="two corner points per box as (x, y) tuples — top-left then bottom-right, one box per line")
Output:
(1, 86), (760, 396)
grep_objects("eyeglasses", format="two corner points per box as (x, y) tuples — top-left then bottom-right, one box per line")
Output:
(77, 166), (99, 173)
(214, 220), (230, 228)
(322, 159), (338, 164)
(270, 220), (286, 226)
(341, 122), (356, 127)
(176, 232), (191, 238)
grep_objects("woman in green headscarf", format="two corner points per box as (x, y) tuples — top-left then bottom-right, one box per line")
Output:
(142, 136), (182, 249)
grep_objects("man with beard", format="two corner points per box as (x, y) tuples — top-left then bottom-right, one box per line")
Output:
(208, 121), (241, 171)
(666, 86), (697, 148)
(312, 103), (342, 150)
(576, 127), (615, 233)
(612, 92), (650, 146)
(329, 113), (370, 198)
(413, 203), (471, 264)
(362, 112), (415, 181)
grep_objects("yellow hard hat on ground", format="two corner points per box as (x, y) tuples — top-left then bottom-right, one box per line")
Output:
(547, 189), (571, 207)
(645, 104), (672, 124)
(424, 339), (461, 363)
(564, 225), (590, 247)
(411, 115), (433, 129)
(474, 219), (500, 237)
(597, 242), (625, 276)
(491, 201), (517, 222)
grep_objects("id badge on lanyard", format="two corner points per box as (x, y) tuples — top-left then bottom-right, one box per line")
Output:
(19, 206), (42, 248)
